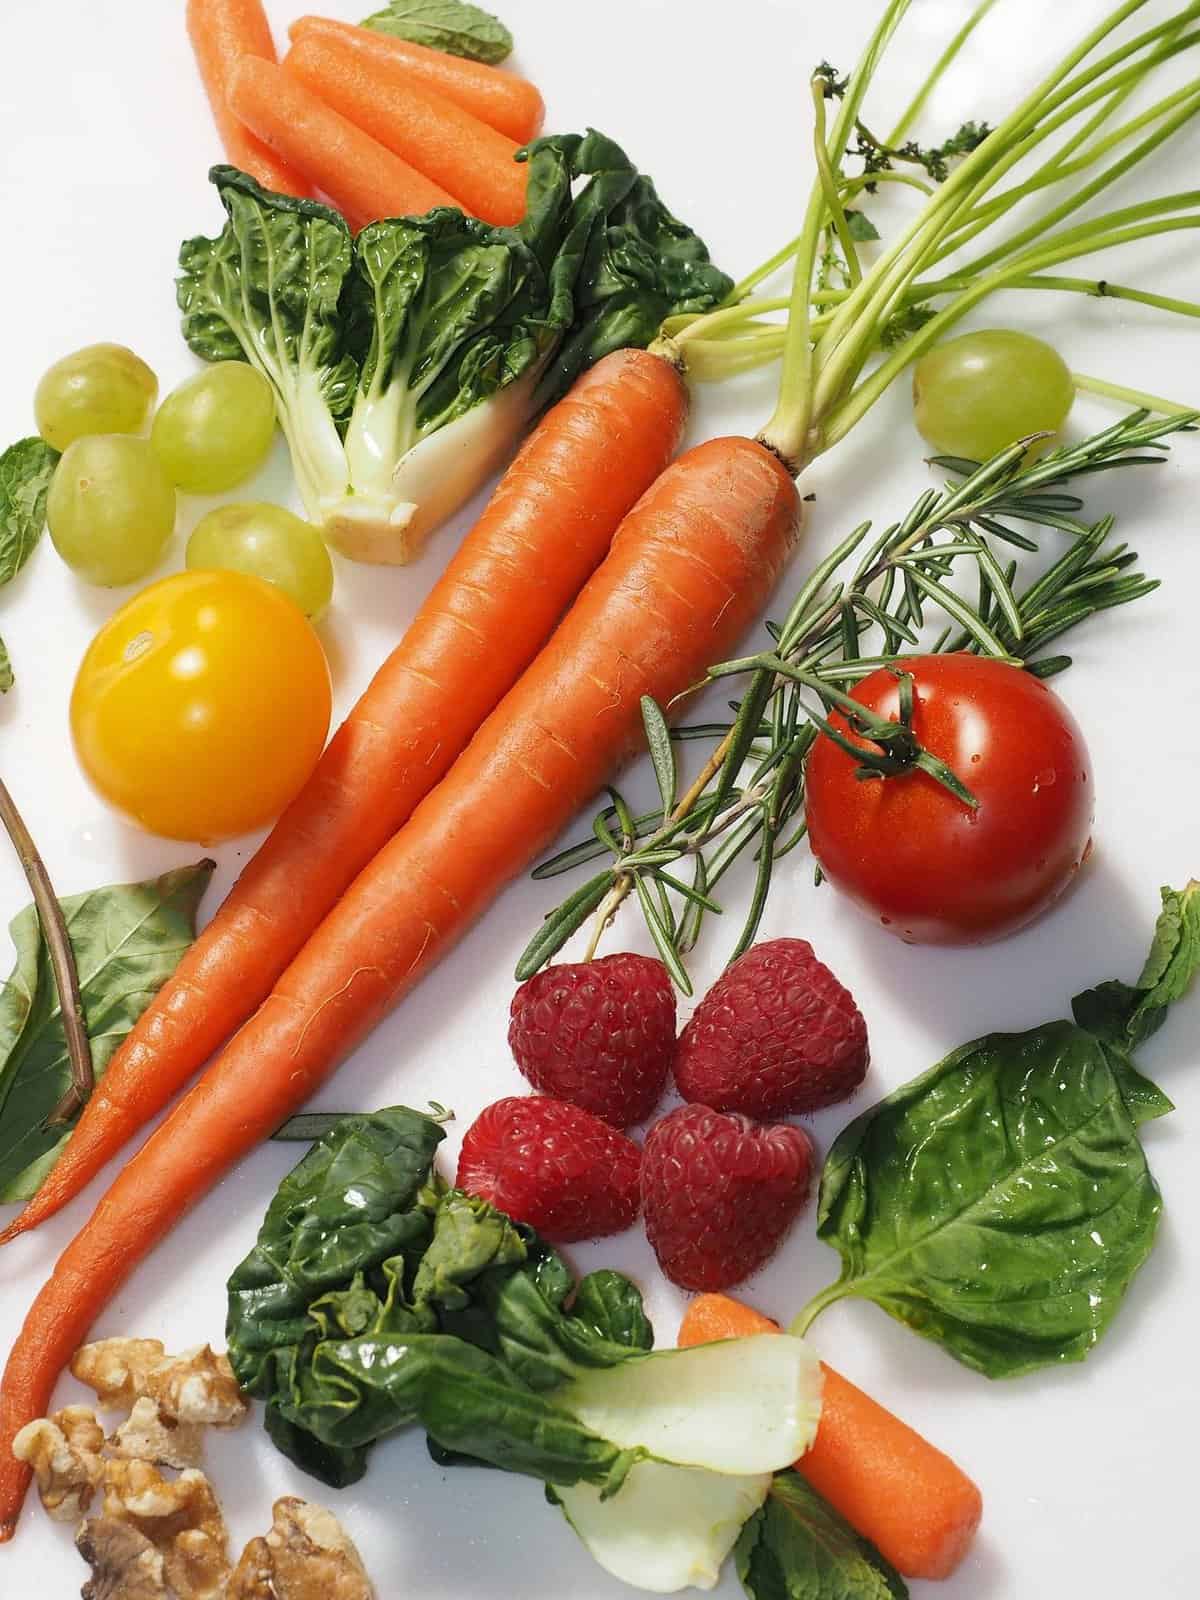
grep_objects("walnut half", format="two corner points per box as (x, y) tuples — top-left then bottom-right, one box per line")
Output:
(110, 1398), (204, 1472)
(228, 1497), (374, 1600)
(11, 1406), (105, 1522)
(101, 1460), (230, 1600)
(76, 1517), (168, 1600)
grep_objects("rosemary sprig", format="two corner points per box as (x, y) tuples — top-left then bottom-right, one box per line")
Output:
(517, 410), (1194, 992)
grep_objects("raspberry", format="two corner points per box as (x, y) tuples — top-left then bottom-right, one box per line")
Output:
(508, 953), (676, 1127)
(674, 938), (868, 1117)
(457, 1095), (642, 1243)
(642, 1105), (813, 1291)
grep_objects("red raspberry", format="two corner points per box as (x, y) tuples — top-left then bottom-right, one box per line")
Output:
(642, 1105), (813, 1291)
(457, 1095), (642, 1243)
(508, 954), (676, 1127)
(674, 938), (868, 1117)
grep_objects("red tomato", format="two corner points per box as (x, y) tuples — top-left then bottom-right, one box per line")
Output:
(805, 655), (1093, 944)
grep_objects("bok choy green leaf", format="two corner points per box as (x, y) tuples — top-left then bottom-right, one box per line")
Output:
(179, 133), (730, 563)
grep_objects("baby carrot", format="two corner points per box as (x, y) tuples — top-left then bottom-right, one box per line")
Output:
(186, 0), (310, 197)
(288, 15), (544, 144)
(678, 1293), (983, 1580)
(0, 349), (686, 1252)
(0, 435), (800, 1538)
(226, 55), (457, 230)
(284, 32), (527, 226)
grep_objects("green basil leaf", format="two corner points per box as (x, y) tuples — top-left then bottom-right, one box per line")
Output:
(0, 437), (58, 589)
(813, 1020), (1163, 1378)
(361, 0), (513, 64)
(0, 637), (11, 696)
(0, 861), (215, 1201)
(736, 1470), (908, 1600)
(1074, 880), (1200, 1051)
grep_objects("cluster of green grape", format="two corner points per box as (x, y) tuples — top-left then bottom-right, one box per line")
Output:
(36, 345), (333, 617)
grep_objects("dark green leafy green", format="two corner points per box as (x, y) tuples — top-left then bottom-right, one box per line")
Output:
(806, 1020), (1164, 1378)
(0, 862), (214, 1202)
(361, 0), (513, 63)
(796, 883), (1200, 1376)
(736, 1471), (908, 1600)
(0, 437), (59, 691)
(179, 144), (729, 558)
(227, 1108), (652, 1493)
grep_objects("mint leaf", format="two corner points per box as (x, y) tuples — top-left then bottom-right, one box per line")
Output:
(1073, 880), (1200, 1050)
(737, 1470), (907, 1600)
(0, 861), (215, 1200)
(0, 436), (57, 589)
(361, 0), (513, 64)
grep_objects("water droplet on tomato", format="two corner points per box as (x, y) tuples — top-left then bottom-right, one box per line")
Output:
(1032, 767), (1057, 794)
(880, 915), (892, 926)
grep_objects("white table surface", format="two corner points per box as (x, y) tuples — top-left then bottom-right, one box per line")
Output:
(1, 1), (1197, 1595)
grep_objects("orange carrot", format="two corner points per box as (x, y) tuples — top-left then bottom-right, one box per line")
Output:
(0, 436), (800, 1539)
(678, 1293), (983, 1581)
(288, 15), (544, 144)
(186, 0), (310, 197)
(226, 55), (458, 230)
(0, 349), (686, 1253)
(284, 33), (527, 227)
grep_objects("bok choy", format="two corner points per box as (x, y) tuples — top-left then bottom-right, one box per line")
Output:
(227, 1107), (822, 1593)
(179, 133), (731, 563)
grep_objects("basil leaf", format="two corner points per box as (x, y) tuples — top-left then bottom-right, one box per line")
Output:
(0, 638), (11, 696)
(1074, 880), (1200, 1051)
(0, 861), (215, 1201)
(0, 437), (57, 589)
(361, 0), (513, 64)
(737, 1471), (908, 1600)
(813, 1020), (1163, 1378)
(571, 1270), (654, 1352)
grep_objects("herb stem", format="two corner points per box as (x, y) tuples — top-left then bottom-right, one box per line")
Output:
(0, 775), (93, 1124)
(886, 0), (1000, 143)
(1071, 372), (1197, 416)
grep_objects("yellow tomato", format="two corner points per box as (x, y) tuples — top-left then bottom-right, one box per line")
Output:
(71, 570), (332, 843)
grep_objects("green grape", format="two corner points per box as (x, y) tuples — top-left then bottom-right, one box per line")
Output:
(186, 502), (334, 618)
(912, 329), (1075, 461)
(47, 436), (176, 586)
(34, 343), (158, 452)
(151, 363), (277, 493)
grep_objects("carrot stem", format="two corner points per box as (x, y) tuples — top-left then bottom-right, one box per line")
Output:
(0, 777), (92, 1123)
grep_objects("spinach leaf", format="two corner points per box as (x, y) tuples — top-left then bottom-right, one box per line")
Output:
(226, 1106), (447, 1396)
(361, 0), (513, 63)
(0, 437), (59, 691)
(736, 1471), (908, 1600)
(0, 861), (214, 1201)
(808, 1020), (1163, 1378)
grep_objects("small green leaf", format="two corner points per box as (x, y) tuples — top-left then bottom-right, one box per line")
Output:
(1073, 880), (1200, 1050)
(361, 0), (514, 64)
(0, 637), (11, 695)
(641, 697), (677, 818)
(0, 437), (58, 590)
(0, 861), (215, 1201)
(514, 871), (611, 979)
(737, 1469), (908, 1600)
(844, 209), (880, 242)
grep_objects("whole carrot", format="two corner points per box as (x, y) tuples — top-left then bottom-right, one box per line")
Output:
(288, 14), (544, 144)
(0, 436), (800, 1538)
(186, 0), (310, 197)
(678, 1294), (983, 1580)
(0, 349), (686, 1251)
(284, 33), (527, 226)
(226, 55), (457, 230)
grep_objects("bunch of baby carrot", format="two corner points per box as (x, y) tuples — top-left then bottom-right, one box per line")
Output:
(187, 0), (544, 228)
